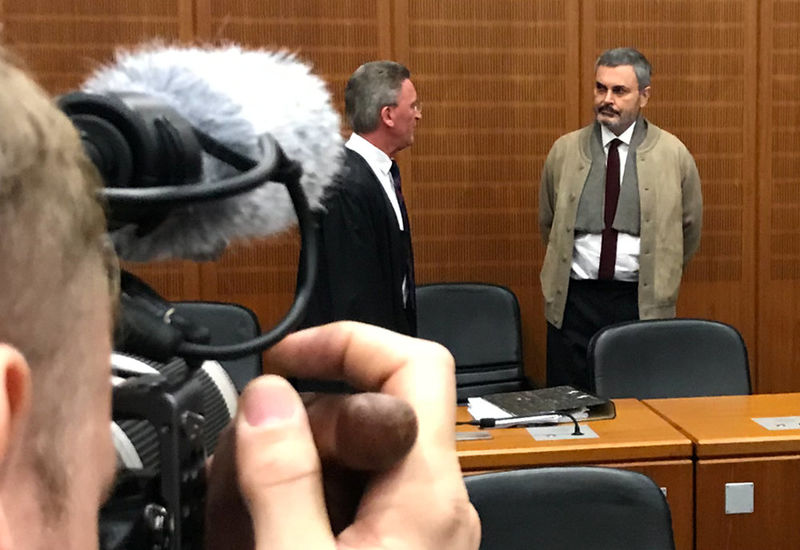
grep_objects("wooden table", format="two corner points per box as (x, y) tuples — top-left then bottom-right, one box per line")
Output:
(457, 399), (694, 550)
(645, 393), (800, 550)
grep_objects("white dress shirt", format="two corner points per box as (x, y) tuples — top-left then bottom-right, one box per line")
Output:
(571, 122), (642, 281)
(345, 133), (404, 230)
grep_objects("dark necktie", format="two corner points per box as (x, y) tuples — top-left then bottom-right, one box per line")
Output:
(390, 161), (416, 311)
(598, 139), (621, 280)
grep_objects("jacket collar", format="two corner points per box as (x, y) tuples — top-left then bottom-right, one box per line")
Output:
(578, 116), (661, 162)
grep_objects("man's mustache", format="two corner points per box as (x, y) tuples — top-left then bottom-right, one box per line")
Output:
(598, 104), (618, 116)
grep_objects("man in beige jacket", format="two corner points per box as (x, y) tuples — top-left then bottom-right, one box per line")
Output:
(539, 47), (702, 392)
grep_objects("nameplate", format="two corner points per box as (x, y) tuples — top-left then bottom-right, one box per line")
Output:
(526, 424), (599, 441)
(752, 416), (800, 431)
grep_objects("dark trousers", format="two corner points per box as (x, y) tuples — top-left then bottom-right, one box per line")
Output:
(546, 279), (639, 392)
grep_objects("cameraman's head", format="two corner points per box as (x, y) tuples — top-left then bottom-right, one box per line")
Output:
(0, 47), (117, 549)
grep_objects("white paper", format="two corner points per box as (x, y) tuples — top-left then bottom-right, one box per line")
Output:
(467, 397), (513, 419)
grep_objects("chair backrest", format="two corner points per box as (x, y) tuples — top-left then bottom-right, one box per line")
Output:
(589, 318), (751, 399)
(465, 466), (675, 550)
(415, 283), (528, 401)
(172, 301), (262, 393)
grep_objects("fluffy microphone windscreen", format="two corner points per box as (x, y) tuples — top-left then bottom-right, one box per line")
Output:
(84, 44), (343, 262)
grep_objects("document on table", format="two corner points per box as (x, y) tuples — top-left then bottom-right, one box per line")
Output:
(467, 385), (615, 423)
(467, 396), (589, 423)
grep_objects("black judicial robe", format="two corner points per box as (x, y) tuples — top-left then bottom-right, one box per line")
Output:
(299, 148), (416, 336)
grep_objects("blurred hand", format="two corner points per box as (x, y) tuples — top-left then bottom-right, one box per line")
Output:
(205, 321), (480, 550)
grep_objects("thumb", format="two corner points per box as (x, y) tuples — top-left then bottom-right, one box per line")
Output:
(236, 375), (335, 550)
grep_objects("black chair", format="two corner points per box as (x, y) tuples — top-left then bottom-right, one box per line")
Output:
(588, 318), (751, 399)
(465, 466), (675, 550)
(415, 283), (528, 402)
(172, 301), (263, 393)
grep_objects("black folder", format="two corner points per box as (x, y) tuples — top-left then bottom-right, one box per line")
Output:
(478, 385), (616, 421)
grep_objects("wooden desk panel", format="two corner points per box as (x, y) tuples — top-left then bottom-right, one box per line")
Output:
(457, 399), (694, 550)
(695, 455), (800, 550)
(644, 393), (800, 550)
(457, 399), (692, 470)
(645, 393), (800, 457)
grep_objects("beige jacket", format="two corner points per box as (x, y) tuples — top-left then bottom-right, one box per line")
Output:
(539, 121), (702, 328)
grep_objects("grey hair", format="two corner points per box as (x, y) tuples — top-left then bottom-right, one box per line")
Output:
(345, 60), (411, 133)
(595, 48), (651, 89)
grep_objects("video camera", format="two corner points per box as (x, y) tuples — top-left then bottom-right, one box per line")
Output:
(59, 89), (319, 550)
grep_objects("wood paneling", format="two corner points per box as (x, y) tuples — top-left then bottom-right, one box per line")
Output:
(0, 0), (192, 93)
(647, 393), (800, 550)
(696, 455), (800, 550)
(9, 0), (800, 392)
(196, 0), (391, 108)
(121, 260), (201, 301)
(404, 0), (580, 384)
(759, 0), (800, 392)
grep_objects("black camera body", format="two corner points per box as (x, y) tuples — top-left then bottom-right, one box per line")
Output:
(59, 88), (319, 550)
(103, 345), (238, 550)
(103, 358), (206, 550)
(100, 271), (242, 550)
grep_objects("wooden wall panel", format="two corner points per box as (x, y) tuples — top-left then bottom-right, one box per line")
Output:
(0, 0), (192, 93)
(197, 0), (392, 107)
(9, 0), (800, 393)
(192, 0), (389, 329)
(758, 0), (800, 392)
(403, 0), (580, 384)
(121, 261), (201, 301)
(583, 0), (759, 386)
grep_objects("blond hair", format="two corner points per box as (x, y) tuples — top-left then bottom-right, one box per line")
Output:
(0, 46), (114, 515)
